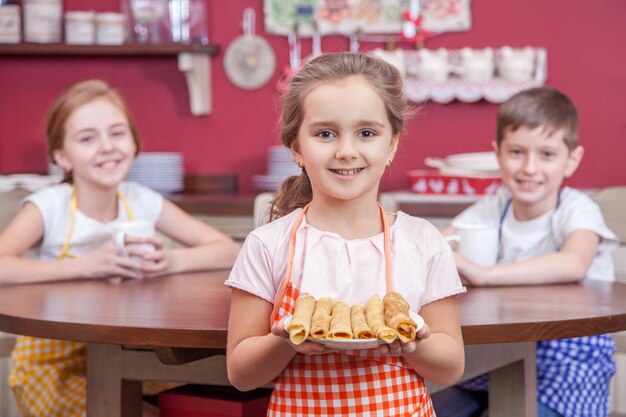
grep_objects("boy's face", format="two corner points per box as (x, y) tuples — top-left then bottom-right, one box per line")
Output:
(495, 126), (583, 219)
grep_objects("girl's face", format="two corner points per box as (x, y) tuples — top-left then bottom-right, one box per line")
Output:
(496, 125), (583, 219)
(53, 98), (137, 191)
(292, 76), (398, 205)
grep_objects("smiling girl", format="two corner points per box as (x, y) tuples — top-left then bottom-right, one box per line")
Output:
(226, 53), (465, 416)
(0, 79), (239, 416)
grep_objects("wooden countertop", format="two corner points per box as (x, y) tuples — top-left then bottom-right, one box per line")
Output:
(1, 271), (625, 347)
(170, 191), (475, 218)
(170, 193), (258, 216)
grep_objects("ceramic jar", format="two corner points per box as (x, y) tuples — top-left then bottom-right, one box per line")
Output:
(0, 4), (21, 43)
(23, 0), (62, 43)
(65, 11), (95, 44)
(95, 12), (126, 45)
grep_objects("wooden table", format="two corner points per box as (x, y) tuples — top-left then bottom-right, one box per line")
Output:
(0, 272), (625, 417)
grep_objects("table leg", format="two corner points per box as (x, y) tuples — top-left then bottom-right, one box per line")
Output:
(428, 342), (537, 417)
(488, 343), (537, 417)
(87, 343), (233, 417)
(489, 354), (537, 417)
(87, 343), (143, 417)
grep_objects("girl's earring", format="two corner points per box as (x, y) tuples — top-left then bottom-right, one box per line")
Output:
(386, 159), (393, 166)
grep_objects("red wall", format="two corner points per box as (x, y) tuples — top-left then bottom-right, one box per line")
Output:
(1, 0), (625, 192)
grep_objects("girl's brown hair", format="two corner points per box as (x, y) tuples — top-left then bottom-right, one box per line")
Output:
(46, 79), (141, 182)
(271, 52), (411, 220)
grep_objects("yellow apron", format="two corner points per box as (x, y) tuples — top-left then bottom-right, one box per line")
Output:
(9, 190), (134, 417)
(267, 204), (435, 417)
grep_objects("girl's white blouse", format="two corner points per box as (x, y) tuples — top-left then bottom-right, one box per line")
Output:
(22, 181), (163, 260)
(226, 209), (465, 312)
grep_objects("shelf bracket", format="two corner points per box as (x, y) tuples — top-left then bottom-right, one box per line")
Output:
(178, 52), (211, 116)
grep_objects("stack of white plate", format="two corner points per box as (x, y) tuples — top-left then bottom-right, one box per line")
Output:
(252, 146), (301, 191)
(0, 174), (63, 192)
(125, 152), (184, 195)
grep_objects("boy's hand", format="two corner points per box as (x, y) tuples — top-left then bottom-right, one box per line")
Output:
(453, 252), (490, 286)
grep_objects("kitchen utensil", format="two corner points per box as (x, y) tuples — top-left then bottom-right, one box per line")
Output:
(424, 151), (500, 177)
(223, 8), (276, 90)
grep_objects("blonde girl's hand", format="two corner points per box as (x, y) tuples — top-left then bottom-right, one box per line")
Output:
(125, 236), (172, 278)
(377, 323), (431, 357)
(79, 239), (145, 280)
(270, 318), (333, 356)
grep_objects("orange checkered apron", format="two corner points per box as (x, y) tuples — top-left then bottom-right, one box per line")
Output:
(267, 204), (435, 417)
(9, 190), (135, 417)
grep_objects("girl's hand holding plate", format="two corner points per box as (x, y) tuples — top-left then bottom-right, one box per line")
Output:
(377, 322), (430, 357)
(271, 317), (335, 355)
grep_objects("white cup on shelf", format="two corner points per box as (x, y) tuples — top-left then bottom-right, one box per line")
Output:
(458, 47), (495, 82)
(416, 48), (449, 82)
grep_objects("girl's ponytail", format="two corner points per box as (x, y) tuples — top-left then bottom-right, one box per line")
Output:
(270, 170), (312, 220)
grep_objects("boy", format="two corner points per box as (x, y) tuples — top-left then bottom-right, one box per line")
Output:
(433, 87), (619, 417)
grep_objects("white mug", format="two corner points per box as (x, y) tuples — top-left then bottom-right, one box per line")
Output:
(112, 220), (155, 262)
(446, 224), (499, 267)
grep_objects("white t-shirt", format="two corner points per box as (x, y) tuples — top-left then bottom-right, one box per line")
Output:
(23, 181), (163, 260)
(452, 186), (618, 281)
(226, 209), (466, 312)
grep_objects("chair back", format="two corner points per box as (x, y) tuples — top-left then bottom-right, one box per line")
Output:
(593, 186), (626, 244)
(592, 186), (626, 283)
(253, 192), (275, 228)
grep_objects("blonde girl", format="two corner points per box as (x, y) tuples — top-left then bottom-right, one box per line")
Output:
(0, 79), (240, 416)
(226, 53), (465, 416)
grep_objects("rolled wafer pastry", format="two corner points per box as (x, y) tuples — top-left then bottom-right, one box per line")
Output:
(383, 292), (417, 343)
(287, 294), (316, 345)
(351, 303), (375, 339)
(365, 295), (397, 343)
(327, 301), (353, 340)
(310, 297), (336, 339)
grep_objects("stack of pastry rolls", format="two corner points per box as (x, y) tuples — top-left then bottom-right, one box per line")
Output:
(286, 292), (419, 345)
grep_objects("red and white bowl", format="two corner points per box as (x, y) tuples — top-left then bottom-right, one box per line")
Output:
(406, 170), (502, 196)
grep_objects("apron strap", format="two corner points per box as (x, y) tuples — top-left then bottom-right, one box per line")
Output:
(270, 202), (393, 325)
(59, 187), (135, 259)
(58, 191), (79, 259)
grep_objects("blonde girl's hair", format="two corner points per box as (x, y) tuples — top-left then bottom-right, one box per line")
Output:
(271, 52), (411, 220)
(46, 79), (141, 182)
(497, 87), (579, 151)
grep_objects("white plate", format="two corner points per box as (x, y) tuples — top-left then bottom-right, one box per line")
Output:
(284, 311), (424, 350)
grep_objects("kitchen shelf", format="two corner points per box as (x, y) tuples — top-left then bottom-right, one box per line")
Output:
(402, 47), (547, 104)
(0, 43), (220, 116)
(404, 77), (545, 104)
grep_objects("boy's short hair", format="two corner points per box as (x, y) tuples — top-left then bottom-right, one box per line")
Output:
(497, 87), (579, 151)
